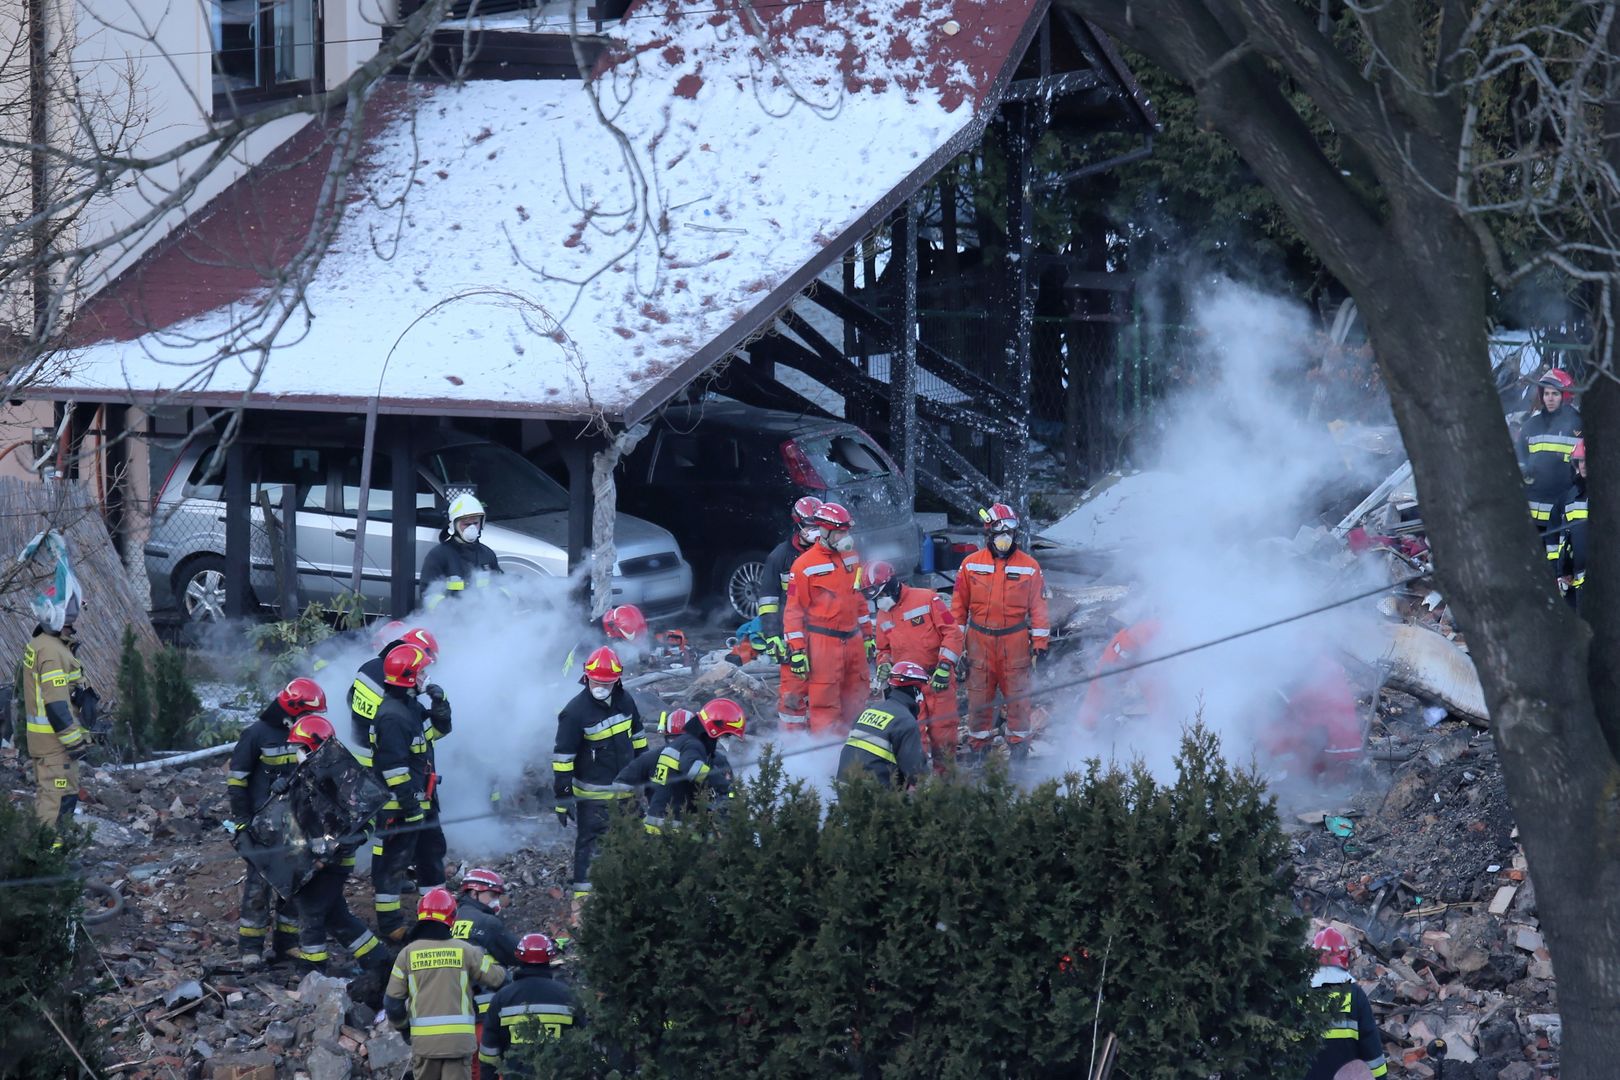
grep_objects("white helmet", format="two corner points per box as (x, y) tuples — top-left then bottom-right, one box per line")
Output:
(448, 493), (486, 523)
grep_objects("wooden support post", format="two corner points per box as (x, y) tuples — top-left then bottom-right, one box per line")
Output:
(224, 441), (250, 619)
(1003, 101), (1036, 521)
(390, 421), (417, 618)
(891, 196), (920, 508)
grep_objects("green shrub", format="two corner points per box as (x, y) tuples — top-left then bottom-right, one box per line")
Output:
(115, 624), (152, 739)
(565, 726), (1315, 1079)
(150, 645), (202, 749)
(0, 801), (100, 1078)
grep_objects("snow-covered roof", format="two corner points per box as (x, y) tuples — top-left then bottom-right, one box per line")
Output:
(50, 0), (1043, 422)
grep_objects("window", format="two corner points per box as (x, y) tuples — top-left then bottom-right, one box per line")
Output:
(335, 453), (439, 521)
(418, 443), (570, 520)
(211, 0), (321, 111)
(794, 432), (891, 486)
(254, 446), (328, 510)
(649, 433), (740, 484)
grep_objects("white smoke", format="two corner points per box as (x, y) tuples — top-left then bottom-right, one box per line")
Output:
(298, 574), (599, 860)
(1040, 279), (1393, 789)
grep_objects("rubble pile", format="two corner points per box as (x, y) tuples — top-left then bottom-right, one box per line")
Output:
(52, 757), (576, 1079)
(1291, 690), (1557, 1079)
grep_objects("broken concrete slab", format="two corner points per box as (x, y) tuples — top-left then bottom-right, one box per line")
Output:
(1367, 623), (1489, 725)
(365, 1029), (411, 1074)
(1511, 927), (1544, 953)
(1487, 886), (1518, 915)
(305, 1040), (351, 1080)
(206, 1052), (276, 1080)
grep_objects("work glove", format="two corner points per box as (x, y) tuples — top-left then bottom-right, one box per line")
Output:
(67, 738), (92, 762)
(555, 799), (576, 829)
(865, 637), (877, 660)
(764, 635), (788, 664)
(875, 661), (893, 686)
(270, 774), (293, 796)
(930, 662), (953, 693)
(789, 651), (810, 678)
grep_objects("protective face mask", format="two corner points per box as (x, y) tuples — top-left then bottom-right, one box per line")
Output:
(485, 895), (503, 914)
(991, 533), (1014, 555)
(457, 520), (483, 543)
(590, 683), (614, 702)
(876, 595), (897, 611)
(799, 526), (823, 545)
(830, 532), (855, 553)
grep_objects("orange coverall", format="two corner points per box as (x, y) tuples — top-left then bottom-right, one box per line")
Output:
(1078, 620), (1163, 731)
(784, 547), (870, 735)
(874, 585), (965, 769)
(950, 547), (1049, 748)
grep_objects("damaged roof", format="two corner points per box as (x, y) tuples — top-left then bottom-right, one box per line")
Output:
(47, 0), (1053, 423)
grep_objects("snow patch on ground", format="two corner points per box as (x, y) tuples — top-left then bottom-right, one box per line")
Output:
(1039, 471), (1181, 550)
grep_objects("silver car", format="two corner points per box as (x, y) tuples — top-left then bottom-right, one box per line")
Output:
(145, 431), (693, 621)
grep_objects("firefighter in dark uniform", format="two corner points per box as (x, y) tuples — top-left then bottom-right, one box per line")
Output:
(553, 646), (646, 908)
(477, 933), (579, 1077)
(421, 493), (503, 604)
(227, 677), (326, 966)
(453, 867), (521, 1022)
(373, 644), (448, 939)
(642, 699), (746, 833)
(1552, 439), (1589, 611)
(758, 496), (824, 733)
(616, 707), (698, 798)
(838, 661), (930, 789)
(23, 598), (91, 834)
(1304, 927), (1388, 1079)
(281, 714), (389, 975)
(350, 623), (437, 768)
(1518, 369), (1582, 531)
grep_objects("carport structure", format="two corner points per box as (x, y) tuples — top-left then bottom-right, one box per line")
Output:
(40, 0), (1151, 619)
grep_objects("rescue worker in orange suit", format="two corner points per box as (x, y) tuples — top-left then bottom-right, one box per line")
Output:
(1551, 439), (1588, 611)
(864, 561), (963, 771)
(1304, 927), (1388, 1080)
(1077, 619), (1163, 731)
(385, 888), (507, 1080)
(783, 502), (871, 736)
(758, 496), (824, 734)
(952, 503), (1049, 759)
(1517, 368), (1581, 532)
(227, 677), (326, 966)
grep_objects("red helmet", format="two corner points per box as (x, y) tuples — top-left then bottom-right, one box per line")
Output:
(697, 698), (747, 739)
(582, 645), (624, 684)
(1572, 439), (1586, 462)
(278, 677), (327, 717)
(418, 887), (458, 925)
(383, 644), (429, 688)
(1538, 368), (1575, 392)
(980, 503), (1019, 533)
(887, 661), (931, 689)
(1313, 926), (1352, 968)
(515, 932), (558, 966)
(460, 867), (506, 895)
(401, 627), (439, 664)
(812, 502), (852, 531)
(288, 714), (336, 752)
(602, 604), (648, 643)
(660, 708), (693, 737)
(860, 560), (899, 602)
(791, 496), (824, 526)
(370, 619), (408, 651)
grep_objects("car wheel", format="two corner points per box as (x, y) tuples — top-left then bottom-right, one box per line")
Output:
(174, 555), (229, 622)
(716, 550), (770, 620)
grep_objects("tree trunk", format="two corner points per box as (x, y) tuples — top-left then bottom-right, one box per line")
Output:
(1050, 3), (1620, 1067)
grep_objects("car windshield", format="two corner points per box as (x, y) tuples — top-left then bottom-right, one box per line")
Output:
(419, 442), (569, 520)
(795, 432), (892, 486)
